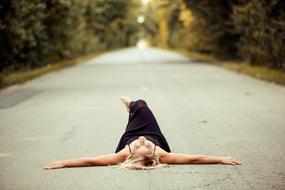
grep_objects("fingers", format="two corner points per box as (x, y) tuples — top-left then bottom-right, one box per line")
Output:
(43, 163), (55, 170)
(221, 156), (242, 165)
(43, 161), (64, 170)
(233, 159), (241, 165)
(229, 157), (241, 165)
(43, 164), (53, 170)
(43, 166), (51, 170)
(229, 158), (242, 165)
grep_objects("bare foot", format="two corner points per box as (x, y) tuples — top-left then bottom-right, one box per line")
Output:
(120, 96), (132, 113)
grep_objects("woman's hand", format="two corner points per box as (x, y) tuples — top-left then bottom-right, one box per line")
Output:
(220, 156), (241, 165)
(42, 151), (129, 170)
(43, 160), (65, 170)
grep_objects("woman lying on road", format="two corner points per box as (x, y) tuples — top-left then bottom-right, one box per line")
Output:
(43, 97), (241, 170)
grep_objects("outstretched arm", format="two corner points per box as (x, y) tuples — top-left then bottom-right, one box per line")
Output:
(43, 149), (129, 170)
(157, 147), (241, 165)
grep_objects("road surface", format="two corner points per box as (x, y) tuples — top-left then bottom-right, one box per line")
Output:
(0, 47), (285, 190)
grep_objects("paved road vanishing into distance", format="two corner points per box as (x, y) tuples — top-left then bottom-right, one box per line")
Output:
(0, 47), (285, 190)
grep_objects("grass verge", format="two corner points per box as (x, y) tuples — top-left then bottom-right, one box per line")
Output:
(176, 49), (285, 86)
(0, 51), (103, 90)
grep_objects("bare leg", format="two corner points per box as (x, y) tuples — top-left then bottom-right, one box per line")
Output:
(120, 96), (132, 113)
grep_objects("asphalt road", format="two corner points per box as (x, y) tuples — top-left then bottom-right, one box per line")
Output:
(0, 47), (285, 190)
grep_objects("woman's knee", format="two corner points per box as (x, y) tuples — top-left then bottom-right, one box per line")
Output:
(136, 99), (147, 107)
(130, 99), (147, 112)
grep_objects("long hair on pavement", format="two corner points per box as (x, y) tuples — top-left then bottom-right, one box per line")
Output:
(119, 154), (166, 170)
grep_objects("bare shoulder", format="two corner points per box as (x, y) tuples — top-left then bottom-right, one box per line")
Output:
(155, 146), (188, 164)
(155, 146), (171, 163)
(155, 146), (168, 156)
(116, 146), (130, 160)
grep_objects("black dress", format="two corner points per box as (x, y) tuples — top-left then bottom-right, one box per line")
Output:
(115, 99), (171, 153)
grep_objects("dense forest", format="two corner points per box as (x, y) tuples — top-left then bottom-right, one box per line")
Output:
(0, 0), (284, 85)
(142, 0), (285, 70)
(0, 0), (140, 74)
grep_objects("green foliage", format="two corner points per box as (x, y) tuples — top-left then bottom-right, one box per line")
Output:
(164, 0), (285, 70)
(141, 0), (284, 70)
(140, 0), (183, 47)
(143, 0), (238, 57)
(232, 0), (285, 69)
(0, 0), (48, 72)
(140, 2), (159, 45)
(45, 0), (91, 58)
(85, 0), (139, 49)
(182, 0), (239, 57)
(0, 0), (140, 78)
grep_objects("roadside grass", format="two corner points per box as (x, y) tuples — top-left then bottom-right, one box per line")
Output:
(176, 49), (285, 86)
(0, 51), (103, 90)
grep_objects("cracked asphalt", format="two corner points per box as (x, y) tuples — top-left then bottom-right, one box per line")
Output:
(0, 47), (285, 190)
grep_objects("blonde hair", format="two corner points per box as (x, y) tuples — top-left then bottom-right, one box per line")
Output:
(119, 154), (167, 170)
